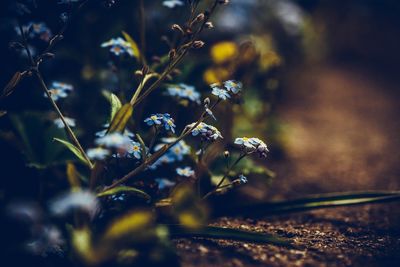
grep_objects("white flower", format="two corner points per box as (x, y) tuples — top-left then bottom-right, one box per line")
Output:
(176, 166), (195, 177)
(95, 132), (131, 149)
(163, 0), (184, 8)
(49, 190), (100, 218)
(53, 117), (76, 128)
(87, 147), (110, 160)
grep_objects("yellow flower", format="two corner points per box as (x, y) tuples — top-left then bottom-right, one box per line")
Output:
(210, 41), (238, 64)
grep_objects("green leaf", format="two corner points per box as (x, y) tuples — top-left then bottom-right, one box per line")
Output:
(10, 112), (76, 168)
(54, 138), (91, 167)
(107, 103), (133, 133)
(168, 225), (292, 247)
(102, 91), (122, 122)
(122, 31), (140, 61)
(97, 186), (151, 201)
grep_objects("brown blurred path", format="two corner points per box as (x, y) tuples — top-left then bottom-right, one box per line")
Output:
(177, 65), (400, 266)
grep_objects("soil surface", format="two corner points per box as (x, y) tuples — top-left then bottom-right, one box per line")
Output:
(174, 65), (400, 266)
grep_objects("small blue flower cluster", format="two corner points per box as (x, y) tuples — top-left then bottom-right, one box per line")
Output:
(87, 132), (143, 160)
(144, 113), (176, 133)
(101, 37), (134, 57)
(187, 122), (223, 141)
(150, 138), (191, 169)
(234, 137), (269, 158)
(18, 22), (52, 42)
(166, 83), (201, 104)
(45, 81), (74, 101)
(211, 80), (242, 100)
(155, 178), (176, 190)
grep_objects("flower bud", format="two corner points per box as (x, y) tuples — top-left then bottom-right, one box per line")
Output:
(203, 97), (210, 106)
(218, 0), (230, 5)
(169, 49), (176, 61)
(224, 150), (230, 158)
(192, 40), (205, 49)
(205, 22), (214, 29)
(171, 24), (184, 35)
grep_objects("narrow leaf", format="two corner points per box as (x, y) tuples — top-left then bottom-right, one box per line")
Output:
(102, 91), (122, 121)
(97, 185), (151, 201)
(67, 162), (81, 191)
(169, 225), (292, 247)
(107, 103), (133, 133)
(54, 138), (91, 166)
(2, 72), (23, 98)
(215, 191), (400, 217)
(122, 31), (140, 61)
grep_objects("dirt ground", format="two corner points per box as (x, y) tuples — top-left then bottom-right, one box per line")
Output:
(174, 65), (400, 266)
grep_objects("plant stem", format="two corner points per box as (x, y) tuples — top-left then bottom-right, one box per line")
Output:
(139, 0), (147, 66)
(202, 153), (246, 199)
(35, 70), (93, 168)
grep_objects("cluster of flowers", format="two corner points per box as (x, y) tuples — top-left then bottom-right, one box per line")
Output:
(211, 80), (242, 100)
(87, 132), (143, 160)
(187, 122), (223, 142)
(17, 22), (52, 42)
(150, 137), (191, 169)
(101, 37), (135, 57)
(166, 83), (201, 104)
(234, 137), (269, 158)
(144, 113), (176, 133)
(46, 81), (74, 101)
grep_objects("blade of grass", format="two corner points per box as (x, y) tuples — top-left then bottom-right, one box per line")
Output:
(168, 225), (292, 247)
(213, 191), (400, 217)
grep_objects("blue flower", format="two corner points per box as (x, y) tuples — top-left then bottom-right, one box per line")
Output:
(176, 167), (195, 177)
(18, 22), (52, 42)
(144, 114), (163, 126)
(239, 174), (248, 184)
(211, 85), (231, 100)
(234, 137), (269, 158)
(149, 138), (191, 169)
(87, 147), (110, 160)
(162, 114), (176, 133)
(223, 80), (242, 94)
(163, 0), (184, 8)
(187, 122), (223, 141)
(155, 178), (176, 190)
(101, 37), (134, 57)
(53, 117), (76, 128)
(145, 113), (176, 133)
(123, 141), (142, 159)
(45, 81), (73, 101)
(166, 83), (201, 104)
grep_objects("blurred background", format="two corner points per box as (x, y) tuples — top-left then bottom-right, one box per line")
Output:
(0, 0), (400, 265)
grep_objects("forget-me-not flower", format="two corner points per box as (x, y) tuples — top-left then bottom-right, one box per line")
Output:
(101, 37), (134, 57)
(53, 117), (76, 128)
(176, 166), (195, 177)
(87, 147), (110, 160)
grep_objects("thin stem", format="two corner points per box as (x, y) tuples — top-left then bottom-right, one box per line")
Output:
(130, 0), (219, 109)
(202, 153), (246, 200)
(147, 126), (159, 156)
(35, 70), (93, 168)
(139, 0), (147, 66)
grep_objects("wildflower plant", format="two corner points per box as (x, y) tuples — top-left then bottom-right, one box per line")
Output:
(2, 0), (400, 266)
